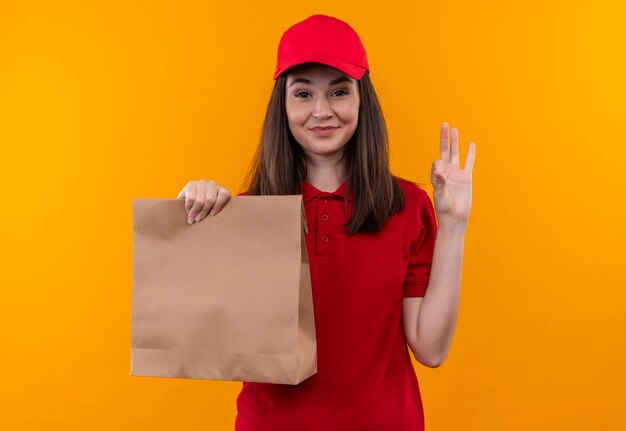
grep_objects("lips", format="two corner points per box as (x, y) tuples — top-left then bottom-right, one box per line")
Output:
(310, 126), (339, 137)
(311, 126), (338, 130)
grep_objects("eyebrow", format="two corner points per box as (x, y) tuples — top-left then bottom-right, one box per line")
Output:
(288, 76), (352, 87)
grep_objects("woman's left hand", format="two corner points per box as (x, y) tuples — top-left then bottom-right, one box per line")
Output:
(431, 122), (476, 232)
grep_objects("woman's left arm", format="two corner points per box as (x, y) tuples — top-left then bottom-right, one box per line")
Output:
(404, 122), (476, 367)
(406, 221), (465, 367)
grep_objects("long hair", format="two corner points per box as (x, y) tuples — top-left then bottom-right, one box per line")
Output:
(241, 67), (414, 236)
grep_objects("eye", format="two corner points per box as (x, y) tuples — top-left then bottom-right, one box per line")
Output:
(294, 89), (349, 98)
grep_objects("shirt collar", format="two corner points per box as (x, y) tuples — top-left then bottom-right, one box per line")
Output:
(302, 178), (353, 204)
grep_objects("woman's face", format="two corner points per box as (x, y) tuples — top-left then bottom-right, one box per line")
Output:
(284, 64), (360, 161)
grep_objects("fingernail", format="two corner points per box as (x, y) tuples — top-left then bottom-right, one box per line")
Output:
(195, 215), (202, 222)
(188, 218), (193, 224)
(209, 209), (217, 216)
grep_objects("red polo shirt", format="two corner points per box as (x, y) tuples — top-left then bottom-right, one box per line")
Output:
(234, 177), (437, 431)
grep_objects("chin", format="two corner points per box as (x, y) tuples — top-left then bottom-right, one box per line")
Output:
(304, 142), (347, 157)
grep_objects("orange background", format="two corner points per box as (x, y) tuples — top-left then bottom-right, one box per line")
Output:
(1, 1), (625, 429)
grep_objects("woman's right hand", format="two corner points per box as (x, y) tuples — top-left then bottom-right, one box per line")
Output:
(177, 179), (231, 224)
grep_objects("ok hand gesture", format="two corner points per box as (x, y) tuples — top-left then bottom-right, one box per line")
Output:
(431, 122), (476, 232)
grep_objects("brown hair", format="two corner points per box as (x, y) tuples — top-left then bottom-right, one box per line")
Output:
(241, 65), (417, 236)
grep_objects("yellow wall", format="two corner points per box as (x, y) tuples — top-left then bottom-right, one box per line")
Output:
(1, 1), (624, 429)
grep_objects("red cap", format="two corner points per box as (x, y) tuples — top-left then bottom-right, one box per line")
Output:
(273, 14), (370, 80)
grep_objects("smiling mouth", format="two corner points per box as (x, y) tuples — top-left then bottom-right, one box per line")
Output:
(310, 126), (339, 136)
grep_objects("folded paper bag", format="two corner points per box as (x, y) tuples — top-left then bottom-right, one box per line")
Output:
(131, 195), (316, 384)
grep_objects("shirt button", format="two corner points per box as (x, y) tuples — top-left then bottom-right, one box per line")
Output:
(321, 214), (329, 222)
(320, 197), (328, 204)
(321, 235), (330, 243)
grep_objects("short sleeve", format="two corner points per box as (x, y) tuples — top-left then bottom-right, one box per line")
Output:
(402, 189), (438, 297)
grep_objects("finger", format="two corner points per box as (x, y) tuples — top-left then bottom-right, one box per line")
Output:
(431, 159), (446, 188)
(210, 187), (231, 215)
(184, 182), (197, 212)
(176, 186), (186, 199)
(464, 142), (476, 174)
(440, 122), (450, 163)
(450, 127), (459, 166)
(194, 181), (218, 222)
(188, 182), (207, 223)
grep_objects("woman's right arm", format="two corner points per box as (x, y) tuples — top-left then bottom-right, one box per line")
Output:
(177, 179), (231, 224)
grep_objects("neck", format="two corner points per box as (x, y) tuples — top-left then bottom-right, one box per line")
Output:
(305, 159), (346, 192)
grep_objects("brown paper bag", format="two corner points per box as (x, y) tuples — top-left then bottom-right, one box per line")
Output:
(130, 195), (316, 384)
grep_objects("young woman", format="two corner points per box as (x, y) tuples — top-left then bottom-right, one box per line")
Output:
(177, 14), (475, 431)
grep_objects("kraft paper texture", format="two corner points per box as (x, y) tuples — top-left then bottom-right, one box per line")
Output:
(131, 195), (316, 384)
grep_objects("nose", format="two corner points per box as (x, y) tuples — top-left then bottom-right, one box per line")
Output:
(312, 95), (332, 120)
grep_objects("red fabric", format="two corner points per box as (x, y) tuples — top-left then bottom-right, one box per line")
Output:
(273, 14), (369, 80)
(234, 178), (437, 431)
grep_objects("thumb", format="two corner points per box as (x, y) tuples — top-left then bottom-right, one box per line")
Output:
(431, 160), (446, 188)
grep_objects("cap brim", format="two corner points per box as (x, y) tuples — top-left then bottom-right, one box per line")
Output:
(274, 57), (367, 80)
